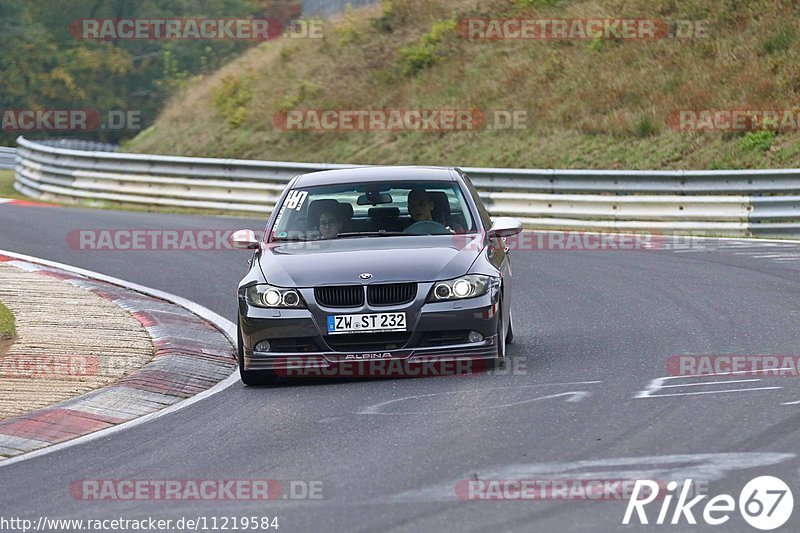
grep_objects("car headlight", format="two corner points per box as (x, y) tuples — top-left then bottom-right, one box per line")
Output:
(428, 275), (493, 302)
(246, 284), (306, 308)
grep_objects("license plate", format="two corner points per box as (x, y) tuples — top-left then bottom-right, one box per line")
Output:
(327, 313), (406, 334)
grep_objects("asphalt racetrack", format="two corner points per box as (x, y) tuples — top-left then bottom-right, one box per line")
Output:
(2, 202), (800, 532)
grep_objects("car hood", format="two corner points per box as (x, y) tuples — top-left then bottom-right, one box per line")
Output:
(258, 234), (484, 286)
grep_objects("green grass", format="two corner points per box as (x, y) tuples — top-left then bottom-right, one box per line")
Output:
(0, 301), (15, 341)
(0, 170), (27, 202)
(121, 0), (800, 170)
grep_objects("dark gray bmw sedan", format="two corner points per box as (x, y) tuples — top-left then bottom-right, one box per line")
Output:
(232, 166), (522, 385)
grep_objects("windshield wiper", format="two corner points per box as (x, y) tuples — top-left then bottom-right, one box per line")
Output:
(337, 231), (408, 238)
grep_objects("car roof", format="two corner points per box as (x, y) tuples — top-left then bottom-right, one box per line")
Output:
(293, 166), (457, 188)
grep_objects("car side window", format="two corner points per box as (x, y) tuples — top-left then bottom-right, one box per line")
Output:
(462, 175), (492, 230)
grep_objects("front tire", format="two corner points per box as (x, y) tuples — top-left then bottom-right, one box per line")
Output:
(493, 304), (507, 369)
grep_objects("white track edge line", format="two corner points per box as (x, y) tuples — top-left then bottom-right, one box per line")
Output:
(0, 249), (239, 468)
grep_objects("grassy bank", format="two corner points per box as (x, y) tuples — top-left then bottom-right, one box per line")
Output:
(0, 171), (26, 202)
(123, 0), (800, 169)
(0, 301), (15, 344)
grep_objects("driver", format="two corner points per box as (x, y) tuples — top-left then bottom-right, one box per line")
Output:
(406, 188), (461, 233)
(407, 188), (435, 222)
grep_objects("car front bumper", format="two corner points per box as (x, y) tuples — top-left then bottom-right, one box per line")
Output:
(238, 282), (502, 374)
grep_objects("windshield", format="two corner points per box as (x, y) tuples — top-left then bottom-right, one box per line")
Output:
(269, 180), (476, 241)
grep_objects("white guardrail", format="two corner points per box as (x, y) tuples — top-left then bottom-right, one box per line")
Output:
(14, 136), (800, 237)
(0, 147), (16, 170)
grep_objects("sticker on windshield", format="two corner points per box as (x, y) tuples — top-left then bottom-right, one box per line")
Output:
(285, 190), (308, 211)
(272, 205), (287, 230)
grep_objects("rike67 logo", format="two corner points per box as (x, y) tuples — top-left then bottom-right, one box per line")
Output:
(623, 476), (793, 530)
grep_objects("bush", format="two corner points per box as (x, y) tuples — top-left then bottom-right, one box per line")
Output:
(634, 116), (657, 138)
(740, 130), (775, 152)
(212, 76), (252, 129)
(372, 0), (395, 33)
(278, 81), (321, 112)
(398, 19), (457, 75)
(762, 28), (795, 55)
(0, 301), (15, 341)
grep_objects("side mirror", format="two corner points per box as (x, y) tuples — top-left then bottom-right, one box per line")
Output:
(231, 229), (259, 250)
(487, 217), (523, 239)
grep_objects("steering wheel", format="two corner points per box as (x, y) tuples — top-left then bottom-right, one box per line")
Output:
(404, 220), (450, 235)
